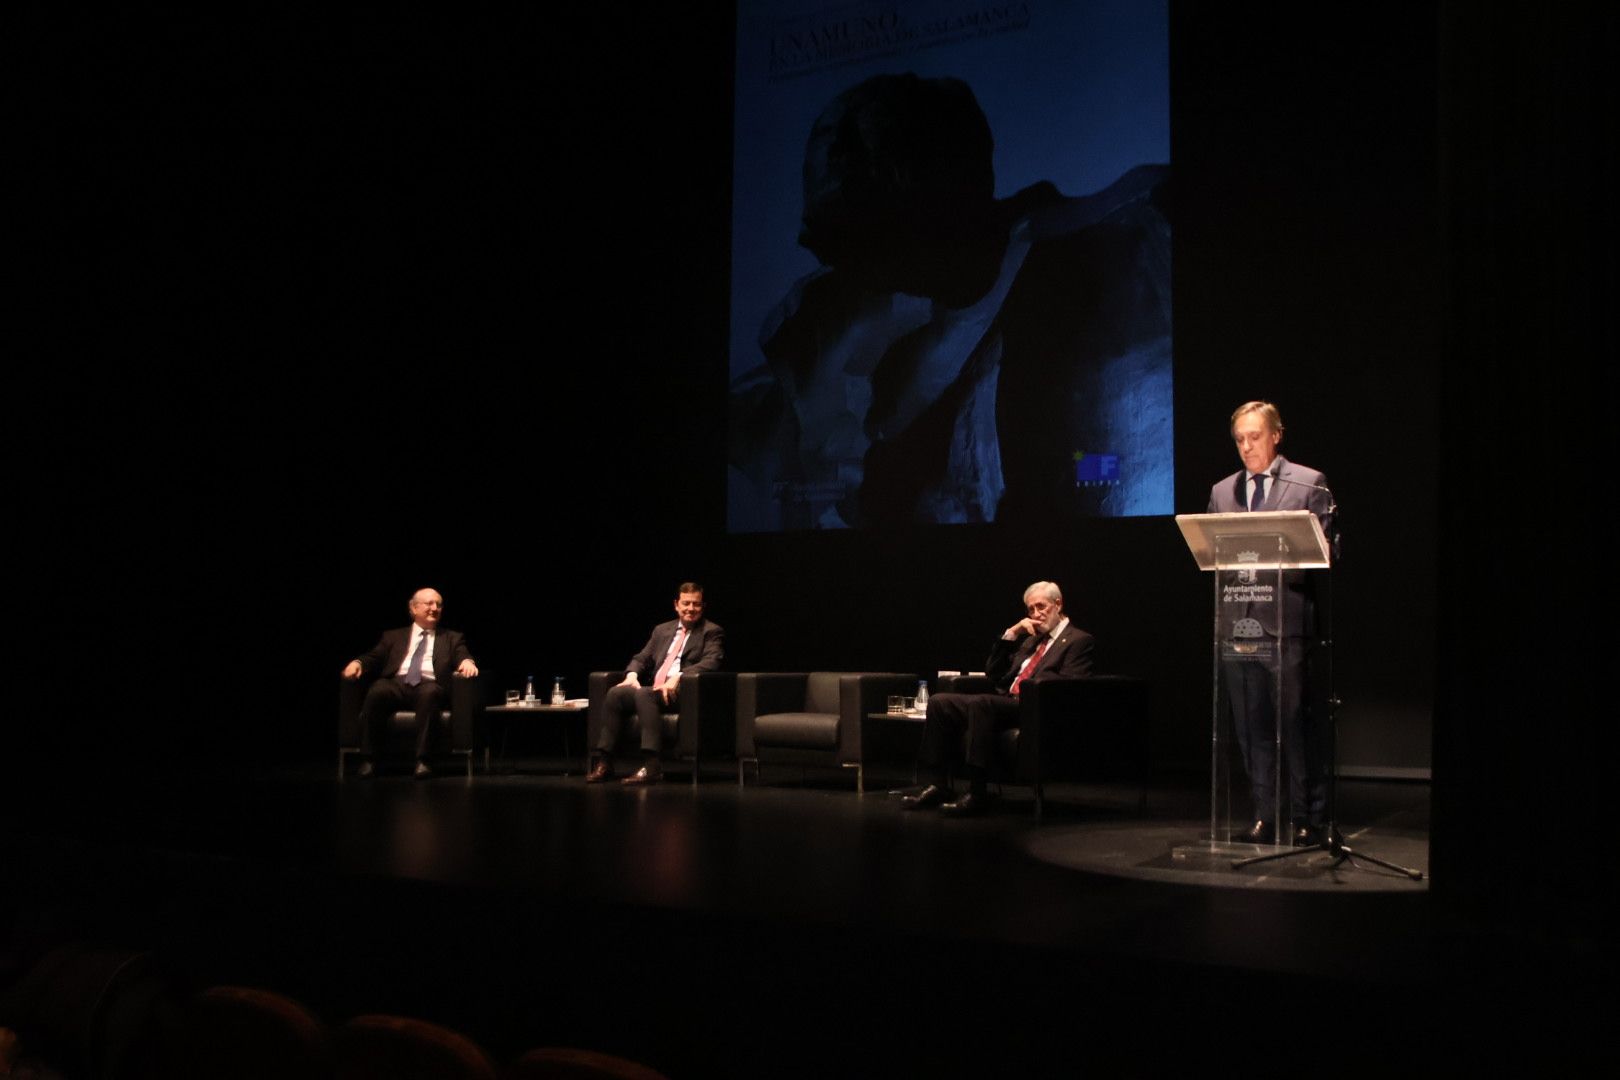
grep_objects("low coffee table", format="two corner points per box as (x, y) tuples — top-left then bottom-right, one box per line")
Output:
(484, 702), (588, 775)
(865, 710), (928, 787)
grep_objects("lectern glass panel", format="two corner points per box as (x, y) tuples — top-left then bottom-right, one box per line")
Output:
(1211, 531), (1289, 849)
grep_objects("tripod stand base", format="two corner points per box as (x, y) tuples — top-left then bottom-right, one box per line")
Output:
(1232, 825), (1424, 879)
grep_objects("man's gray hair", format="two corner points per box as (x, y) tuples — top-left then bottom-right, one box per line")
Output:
(1022, 581), (1062, 605)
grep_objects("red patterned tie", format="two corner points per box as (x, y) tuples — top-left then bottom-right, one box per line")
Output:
(1010, 637), (1050, 697)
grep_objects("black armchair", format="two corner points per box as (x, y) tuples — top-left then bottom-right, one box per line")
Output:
(736, 672), (919, 793)
(940, 673), (1149, 818)
(337, 675), (482, 779)
(586, 670), (737, 786)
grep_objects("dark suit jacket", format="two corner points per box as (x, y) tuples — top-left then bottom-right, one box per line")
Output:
(625, 618), (725, 682)
(1206, 454), (1333, 528)
(1206, 454), (1335, 638)
(356, 625), (474, 683)
(986, 621), (1095, 693)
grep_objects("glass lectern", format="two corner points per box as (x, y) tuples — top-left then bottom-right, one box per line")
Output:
(1175, 510), (1331, 852)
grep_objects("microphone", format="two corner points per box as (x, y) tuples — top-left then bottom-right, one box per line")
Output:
(1262, 470), (1334, 501)
(1262, 470), (1341, 557)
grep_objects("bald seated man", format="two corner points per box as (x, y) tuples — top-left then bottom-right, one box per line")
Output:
(343, 587), (479, 778)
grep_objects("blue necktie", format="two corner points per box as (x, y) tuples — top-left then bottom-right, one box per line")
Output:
(404, 631), (428, 686)
(1249, 474), (1267, 511)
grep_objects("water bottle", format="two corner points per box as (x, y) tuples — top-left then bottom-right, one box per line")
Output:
(524, 675), (536, 704)
(914, 679), (928, 712)
(551, 677), (565, 705)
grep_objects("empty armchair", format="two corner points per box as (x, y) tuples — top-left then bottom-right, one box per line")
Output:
(187, 985), (333, 1079)
(335, 1014), (497, 1080)
(736, 672), (918, 793)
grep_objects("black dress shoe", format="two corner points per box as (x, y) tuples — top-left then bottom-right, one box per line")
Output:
(941, 791), (985, 817)
(413, 761), (432, 780)
(585, 759), (614, 784)
(1293, 824), (1321, 847)
(621, 764), (662, 785)
(901, 784), (946, 810)
(355, 760), (374, 779)
(1244, 820), (1274, 844)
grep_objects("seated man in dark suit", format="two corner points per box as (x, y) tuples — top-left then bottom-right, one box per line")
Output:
(586, 582), (725, 786)
(903, 580), (1094, 816)
(342, 587), (479, 778)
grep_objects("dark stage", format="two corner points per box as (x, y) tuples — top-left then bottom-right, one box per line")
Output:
(7, 756), (1585, 1077)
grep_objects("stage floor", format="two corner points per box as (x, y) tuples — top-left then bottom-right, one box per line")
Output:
(10, 757), (1593, 1076)
(7, 759), (1434, 976)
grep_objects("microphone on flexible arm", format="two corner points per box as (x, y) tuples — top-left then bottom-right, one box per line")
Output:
(1262, 468), (1342, 561)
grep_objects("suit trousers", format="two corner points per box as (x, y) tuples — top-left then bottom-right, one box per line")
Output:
(1221, 641), (1325, 826)
(596, 684), (673, 757)
(919, 691), (1022, 778)
(358, 676), (450, 760)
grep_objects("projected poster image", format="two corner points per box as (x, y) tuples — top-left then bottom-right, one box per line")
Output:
(728, 0), (1172, 532)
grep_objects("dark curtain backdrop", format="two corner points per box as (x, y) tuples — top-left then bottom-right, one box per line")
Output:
(28, 6), (1432, 777)
(1431, 1), (1613, 938)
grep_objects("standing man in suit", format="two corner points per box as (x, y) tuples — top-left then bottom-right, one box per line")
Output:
(587, 582), (725, 786)
(903, 581), (1095, 816)
(1208, 401), (1336, 844)
(343, 588), (479, 779)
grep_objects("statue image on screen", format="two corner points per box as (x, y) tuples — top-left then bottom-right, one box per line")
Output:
(728, 71), (1172, 530)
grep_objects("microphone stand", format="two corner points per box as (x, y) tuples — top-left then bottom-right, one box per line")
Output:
(1232, 480), (1423, 879)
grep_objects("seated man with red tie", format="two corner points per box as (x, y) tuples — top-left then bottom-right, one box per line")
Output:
(342, 587), (480, 779)
(903, 581), (1094, 816)
(586, 582), (726, 786)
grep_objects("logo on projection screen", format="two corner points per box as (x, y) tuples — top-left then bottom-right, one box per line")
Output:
(1073, 452), (1121, 488)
